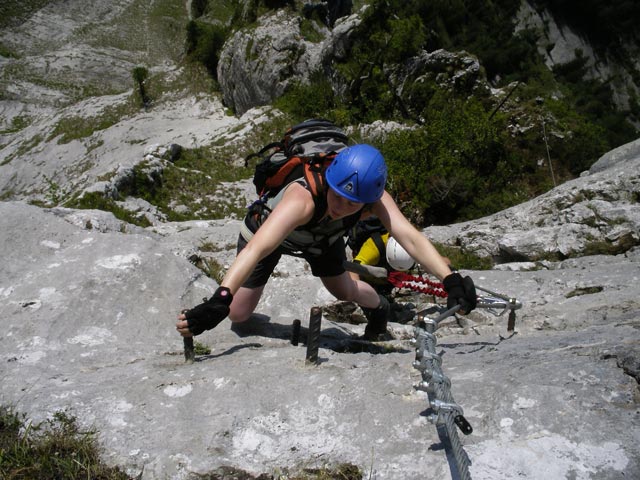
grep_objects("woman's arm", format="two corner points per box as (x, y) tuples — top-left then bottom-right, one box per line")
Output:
(175, 183), (317, 337)
(371, 191), (452, 280)
(220, 182), (316, 293)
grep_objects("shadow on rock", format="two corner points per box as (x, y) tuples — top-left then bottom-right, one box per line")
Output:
(228, 313), (411, 355)
(439, 331), (518, 354)
(196, 343), (264, 362)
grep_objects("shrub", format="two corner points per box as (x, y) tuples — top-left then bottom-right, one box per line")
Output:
(0, 406), (132, 479)
(185, 20), (229, 78)
(191, 0), (208, 19)
(132, 66), (150, 107)
(48, 100), (137, 144)
(383, 95), (509, 225)
(433, 242), (494, 270)
(274, 72), (338, 121)
(66, 192), (152, 228)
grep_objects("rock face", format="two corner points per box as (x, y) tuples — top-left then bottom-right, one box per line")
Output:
(0, 0), (255, 204)
(1, 191), (639, 479)
(0, 93), (252, 204)
(216, 2), (363, 115)
(0, 0), (186, 107)
(216, 1), (639, 122)
(217, 9), (328, 115)
(424, 138), (640, 263)
(216, 10), (491, 117)
(386, 48), (491, 123)
(516, 1), (640, 113)
(0, 2), (639, 479)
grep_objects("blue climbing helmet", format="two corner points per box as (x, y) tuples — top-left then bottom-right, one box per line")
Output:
(325, 144), (388, 203)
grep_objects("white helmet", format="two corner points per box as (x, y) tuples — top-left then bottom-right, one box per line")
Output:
(386, 237), (416, 271)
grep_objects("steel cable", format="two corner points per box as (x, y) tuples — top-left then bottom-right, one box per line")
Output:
(414, 314), (473, 479)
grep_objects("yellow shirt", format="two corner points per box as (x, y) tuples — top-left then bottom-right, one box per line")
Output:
(354, 233), (389, 267)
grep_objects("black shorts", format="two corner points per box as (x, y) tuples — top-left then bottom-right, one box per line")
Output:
(237, 234), (347, 288)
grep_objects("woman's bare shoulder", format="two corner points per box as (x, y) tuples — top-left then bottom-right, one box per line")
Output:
(275, 182), (316, 221)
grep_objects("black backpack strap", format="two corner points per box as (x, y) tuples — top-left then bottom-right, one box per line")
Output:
(371, 232), (386, 257)
(307, 180), (328, 226)
(244, 141), (283, 167)
(370, 232), (389, 269)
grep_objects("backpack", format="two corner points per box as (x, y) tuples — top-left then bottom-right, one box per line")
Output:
(347, 216), (388, 258)
(244, 119), (350, 200)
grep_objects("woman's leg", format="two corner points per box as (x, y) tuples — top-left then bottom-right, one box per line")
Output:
(229, 285), (266, 323)
(320, 272), (381, 309)
(308, 238), (381, 309)
(321, 272), (391, 340)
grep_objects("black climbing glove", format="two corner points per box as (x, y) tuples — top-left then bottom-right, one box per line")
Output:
(442, 273), (477, 314)
(184, 286), (233, 335)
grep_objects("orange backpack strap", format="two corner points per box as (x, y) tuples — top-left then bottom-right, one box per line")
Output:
(301, 153), (336, 225)
(262, 156), (305, 194)
(302, 153), (334, 195)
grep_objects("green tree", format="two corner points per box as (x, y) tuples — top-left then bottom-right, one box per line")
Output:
(132, 66), (150, 108)
(185, 20), (228, 79)
(191, 0), (208, 18)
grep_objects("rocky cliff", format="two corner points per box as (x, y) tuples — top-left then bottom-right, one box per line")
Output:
(1, 144), (639, 478)
(424, 139), (640, 263)
(0, 1), (639, 479)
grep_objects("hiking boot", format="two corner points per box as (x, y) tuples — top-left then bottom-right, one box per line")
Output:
(390, 302), (416, 324)
(362, 294), (390, 341)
